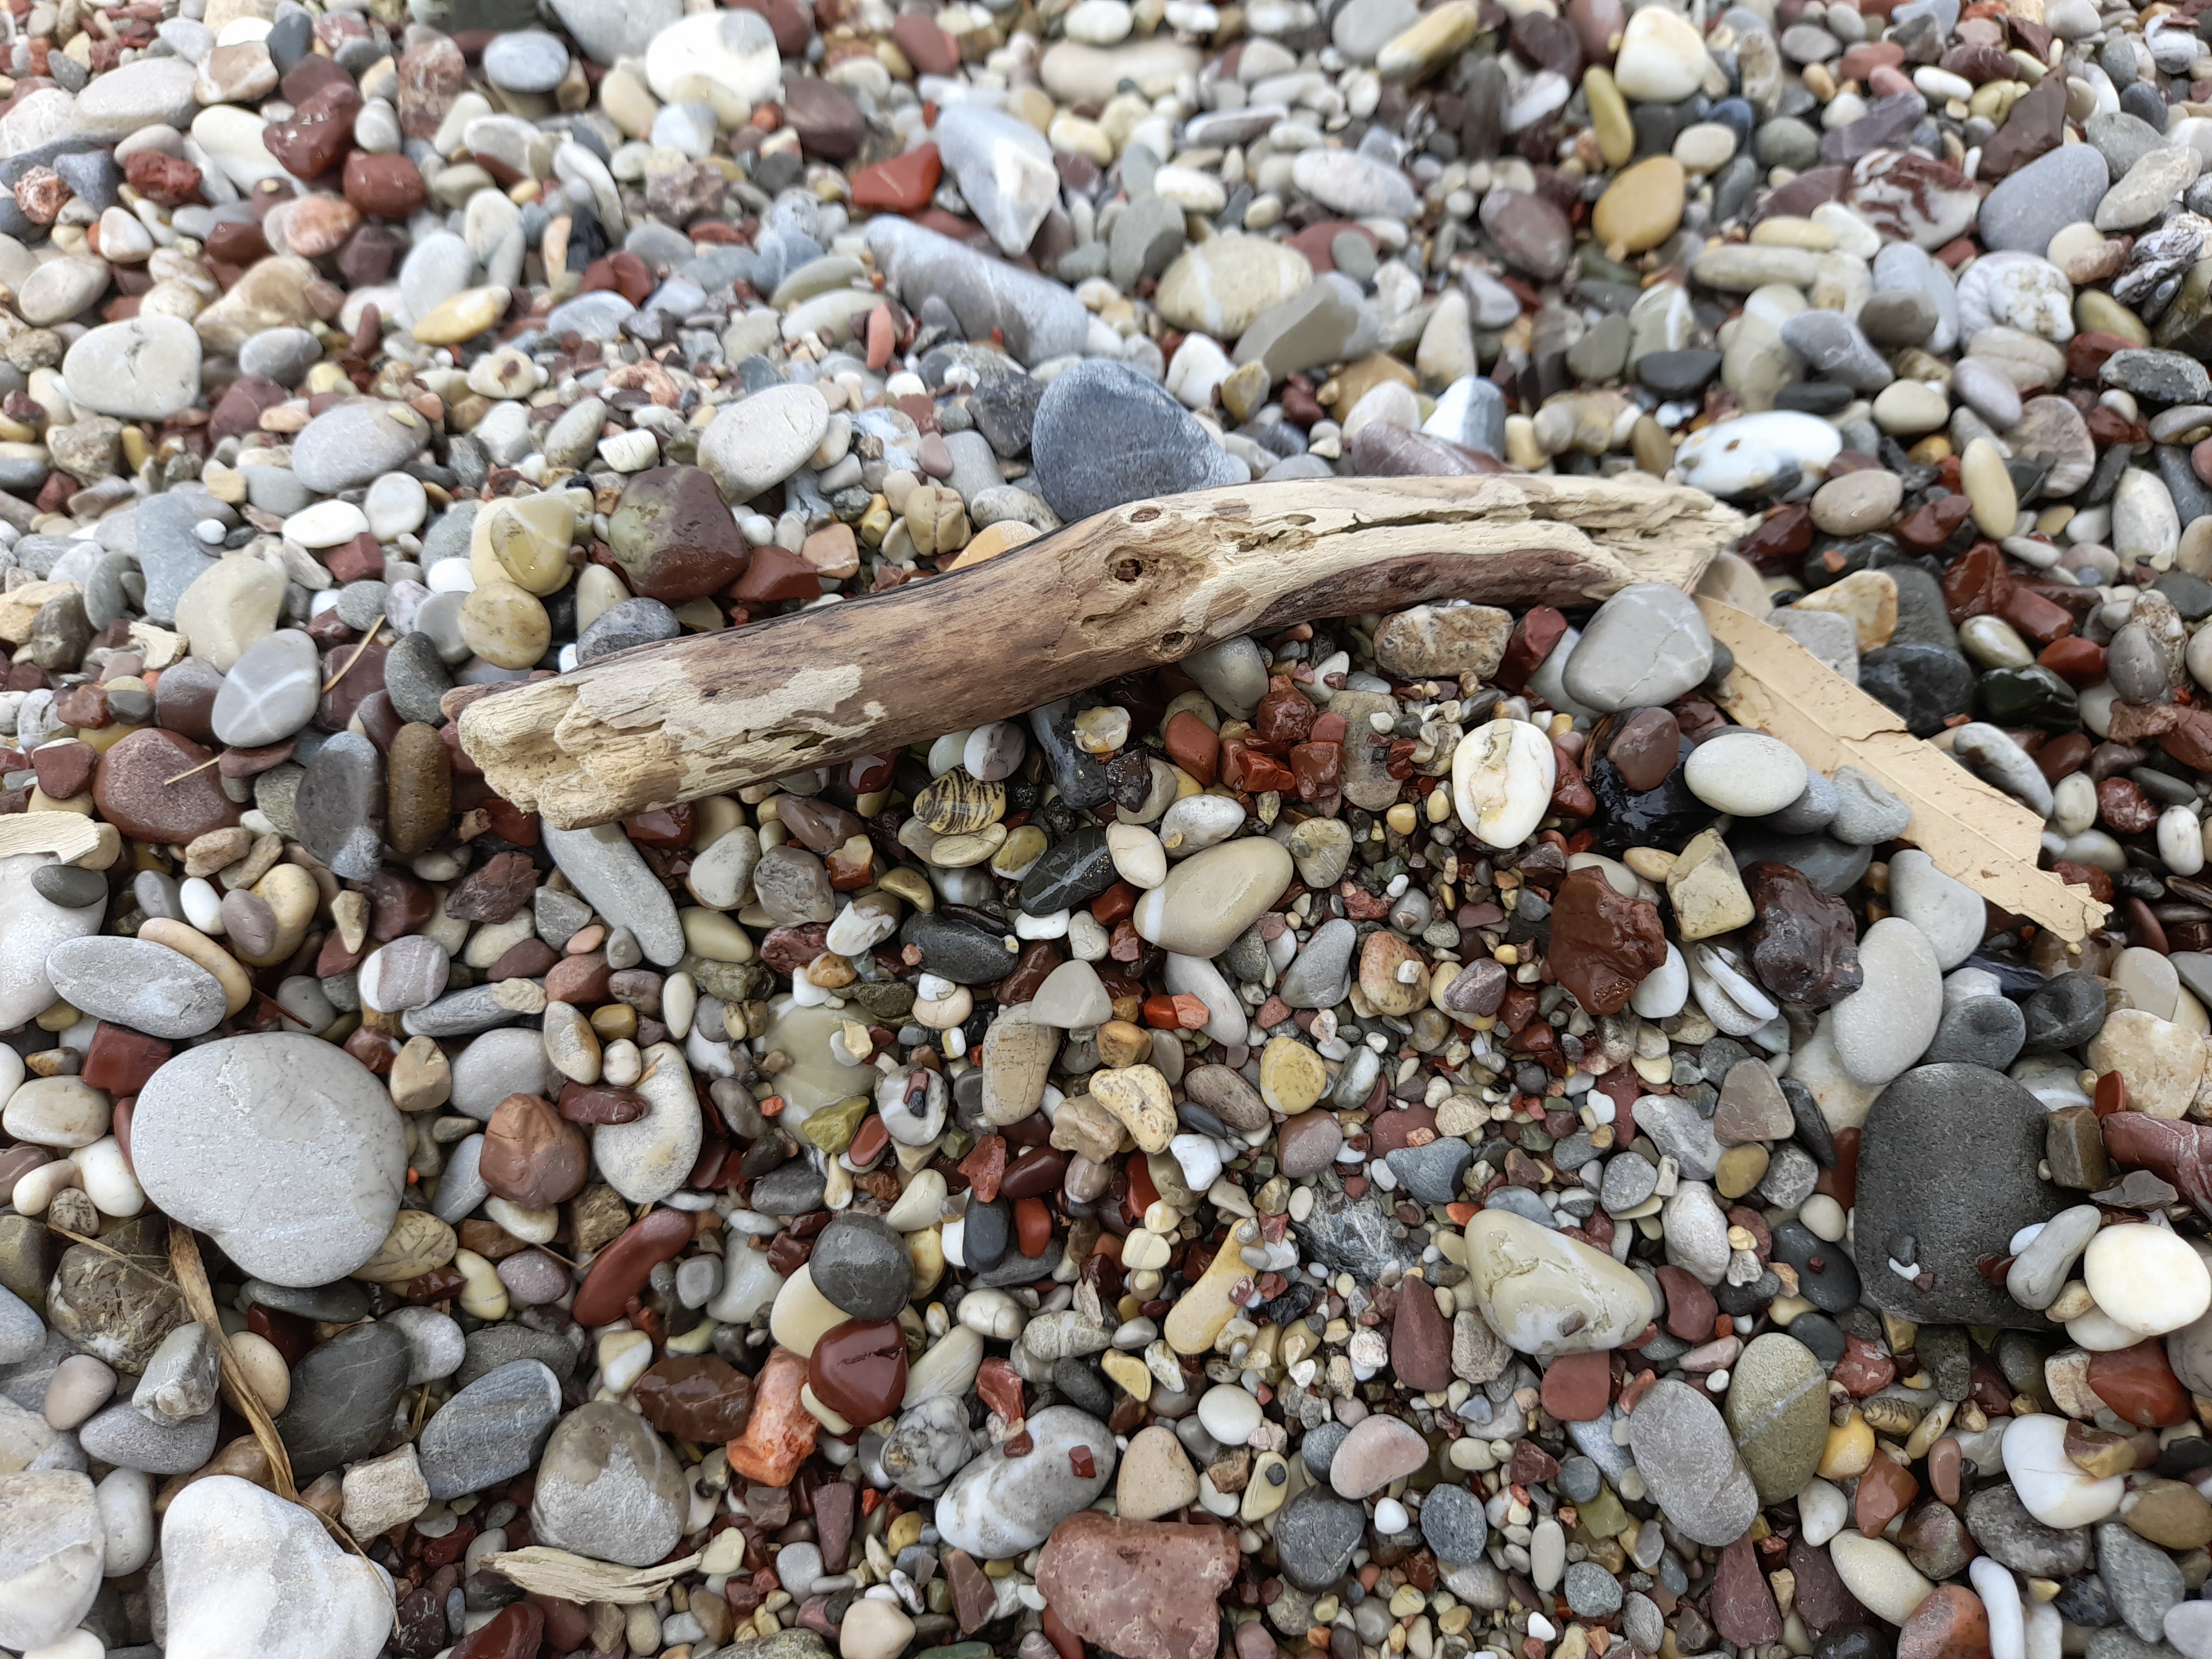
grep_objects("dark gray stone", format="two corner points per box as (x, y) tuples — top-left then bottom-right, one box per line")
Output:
(1853, 1064), (2064, 1328)
(809, 1213), (910, 1321)
(1419, 1481), (1486, 1564)
(2023, 971), (2109, 1047)
(417, 1359), (563, 1500)
(1028, 359), (1243, 523)
(1384, 1140), (1474, 1204)
(576, 597), (681, 666)
(1273, 1485), (1367, 1589)
(1922, 996), (2028, 1070)
(273, 1319), (414, 1480)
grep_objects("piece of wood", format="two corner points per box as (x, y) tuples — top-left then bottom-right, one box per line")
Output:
(0, 814), (100, 863)
(461, 473), (1745, 827)
(1700, 596), (2109, 942)
(480, 1547), (702, 1604)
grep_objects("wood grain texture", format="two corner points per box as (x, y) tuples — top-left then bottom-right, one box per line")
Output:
(1702, 597), (2109, 942)
(460, 473), (1745, 827)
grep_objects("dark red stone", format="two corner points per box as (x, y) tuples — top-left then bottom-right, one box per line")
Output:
(634, 1355), (755, 1442)
(806, 1317), (907, 1426)
(1743, 860), (1864, 1008)
(1390, 1276), (1451, 1394)
(1710, 1533), (1783, 1646)
(1538, 1349), (1611, 1421)
(1546, 865), (1667, 1016)
(572, 1208), (693, 1326)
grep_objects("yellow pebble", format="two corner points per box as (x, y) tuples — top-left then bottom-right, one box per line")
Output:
(411, 284), (512, 346)
(1817, 1413), (1875, 1480)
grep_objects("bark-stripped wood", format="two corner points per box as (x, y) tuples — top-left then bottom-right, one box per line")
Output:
(459, 473), (1746, 828)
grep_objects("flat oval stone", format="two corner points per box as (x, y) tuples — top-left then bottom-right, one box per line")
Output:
(272, 1319), (412, 1479)
(44, 936), (226, 1039)
(1562, 583), (1716, 711)
(933, 1405), (1115, 1557)
(61, 314), (202, 420)
(543, 825), (686, 968)
(290, 399), (434, 493)
(415, 1359), (563, 1501)
(95, 728), (239, 844)
(210, 628), (320, 748)
(129, 1034), (408, 1287)
(1629, 1378), (1761, 1546)
(1724, 1332), (1830, 1504)
(1131, 838), (1292, 958)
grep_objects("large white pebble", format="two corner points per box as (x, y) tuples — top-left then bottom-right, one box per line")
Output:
(1197, 1382), (1262, 1445)
(1453, 719), (1556, 849)
(1682, 730), (1807, 816)
(2083, 1222), (2211, 1336)
(2001, 1412), (2124, 1528)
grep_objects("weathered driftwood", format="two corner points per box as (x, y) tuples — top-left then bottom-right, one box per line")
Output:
(481, 1547), (703, 1605)
(460, 473), (1746, 827)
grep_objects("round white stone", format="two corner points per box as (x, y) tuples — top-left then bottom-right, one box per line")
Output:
(2082, 1222), (2212, 1336)
(1453, 718), (1556, 849)
(1197, 1383), (1263, 1445)
(1682, 731), (1808, 816)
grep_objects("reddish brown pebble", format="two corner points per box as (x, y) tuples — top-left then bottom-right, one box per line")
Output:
(1546, 865), (1668, 1016)
(571, 1207), (693, 1325)
(1538, 1349), (1611, 1421)
(2088, 1340), (2193, 1428)
(806, 1318), (907, 1426)
(1605, 707), (1682, 791)
(1032, 1511), (1239, 1659)
(478, 1093), (589, 1208)
(633, 1355), (755, 1442)
(93, 728), (239, 844)
(1897, 1585), (1992, 1659)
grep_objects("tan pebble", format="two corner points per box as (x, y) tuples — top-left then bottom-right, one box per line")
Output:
(221, 1331), (289, 1413)
(137, 919), (251, 1016)
(459, 580), (551, 669)
(234, 862), (316, 968)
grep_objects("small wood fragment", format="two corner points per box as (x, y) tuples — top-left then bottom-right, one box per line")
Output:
(0, 815), (101, 863)
(1700, 596), (2108, 942)
(481, 1546), (703, 1604)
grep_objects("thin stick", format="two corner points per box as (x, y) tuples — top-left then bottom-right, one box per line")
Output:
(321, 617), (385, 695)
(164, 1221), (298, 1500)
(161, 757), (222, 786)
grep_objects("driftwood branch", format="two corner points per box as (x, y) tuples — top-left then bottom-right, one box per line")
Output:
(460, 474), (1746, 827)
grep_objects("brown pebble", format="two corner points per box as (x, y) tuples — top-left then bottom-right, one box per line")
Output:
(385, 722), (451, 856)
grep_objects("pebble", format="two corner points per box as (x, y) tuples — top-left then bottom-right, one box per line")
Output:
(127, 1035), (406, 1287)
(161, 1476), (391, 1658)
(1031, 359), (1245, 523)
(1562, 583), (1715, 710)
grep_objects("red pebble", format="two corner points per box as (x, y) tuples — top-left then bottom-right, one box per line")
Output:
(572, 1208), (692, 1325)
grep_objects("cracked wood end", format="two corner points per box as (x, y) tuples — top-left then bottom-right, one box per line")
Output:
(460, 473), (1746, 828)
